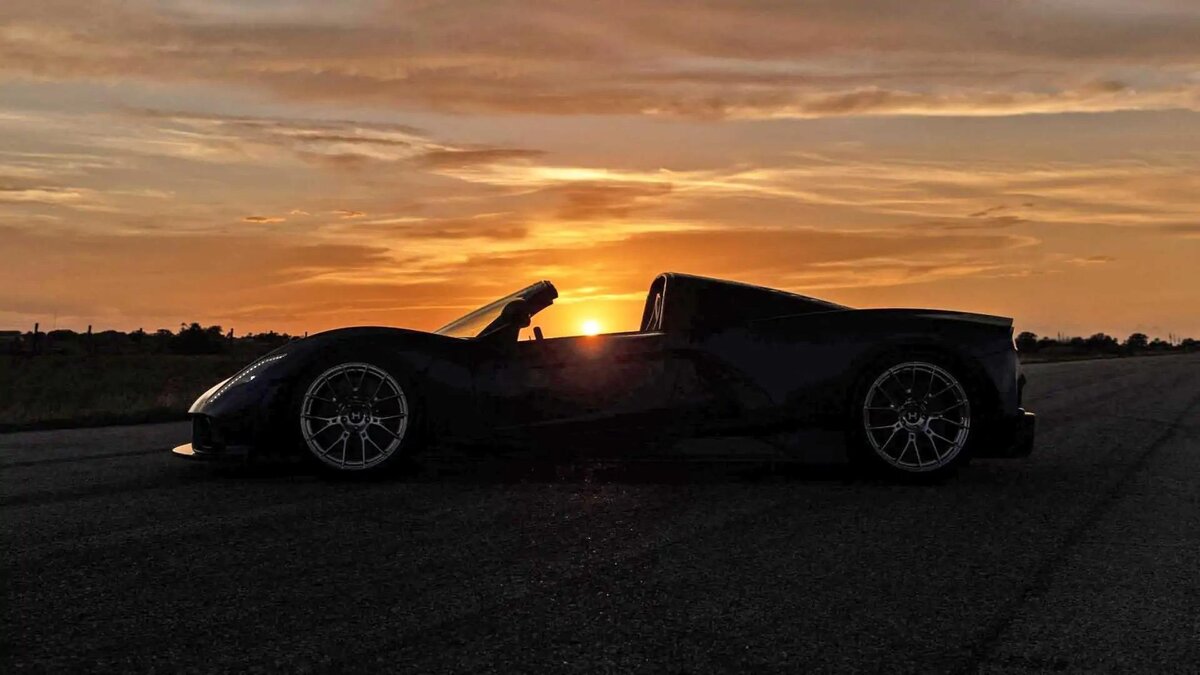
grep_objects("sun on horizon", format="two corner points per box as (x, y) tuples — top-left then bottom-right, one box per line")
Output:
(581, 319), (602, 336)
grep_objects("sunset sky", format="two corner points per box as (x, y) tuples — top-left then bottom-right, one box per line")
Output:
(2, 0), (1198, 339)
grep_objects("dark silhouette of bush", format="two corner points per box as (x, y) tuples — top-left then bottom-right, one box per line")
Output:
(1085, 333), (1119, 354)
(170, 323), (228, 355)
(1015, 331), (1039, 353)
(1124, 333), (1149, 352)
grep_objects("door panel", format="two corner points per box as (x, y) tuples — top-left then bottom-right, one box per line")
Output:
(520, 332), (672, 428)
(480, 332), (672, 434)
(476, 326), (824, 445)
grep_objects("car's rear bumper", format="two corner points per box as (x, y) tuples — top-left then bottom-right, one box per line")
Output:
(975, 409), (1036, 458)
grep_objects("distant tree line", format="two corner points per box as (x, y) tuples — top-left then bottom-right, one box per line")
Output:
(1015, 331), (1198, 359)
(2, 323), (296, 358)
(3, 323), (1196, 361)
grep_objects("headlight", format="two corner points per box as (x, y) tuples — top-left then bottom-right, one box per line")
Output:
(205, 353), (288, 404)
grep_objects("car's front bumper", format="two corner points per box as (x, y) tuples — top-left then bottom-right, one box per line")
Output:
(975, 409), (1036, 458)
(171, 442), (252, 462)
(170, 414), (254, 463)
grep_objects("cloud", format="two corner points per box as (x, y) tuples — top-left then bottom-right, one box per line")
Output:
(242, 215), (285, 223)
(1158, 223), (1200, 238)
(0, 224), (400, 327)
(550, 182), (674, 221)
(120, 110), (436, 166)
(1065, 255), (1116, 265)
(916, 214), (1028, 231)
(445, 226), (1034, 297)
(434, 154), (1199, 235)
(4, 1), (1200, 119)
(0, 184), (88, 205)
(0, 215), (1036, 334)
(111, 110), (549, 178)
(708, 85), (1200, 120)
(969, 205), (1007, 218)
(338, 213), (529, 241)
(418, 148), (546, 169)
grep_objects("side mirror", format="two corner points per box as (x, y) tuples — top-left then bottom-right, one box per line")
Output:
(533, 326), (544, 341)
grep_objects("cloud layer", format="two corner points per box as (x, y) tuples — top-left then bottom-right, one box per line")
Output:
(1, 1), (1198, 338)
(4, 1), (1200, 119)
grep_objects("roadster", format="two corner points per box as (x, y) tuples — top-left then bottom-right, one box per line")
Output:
(173, 272), (1035, 478)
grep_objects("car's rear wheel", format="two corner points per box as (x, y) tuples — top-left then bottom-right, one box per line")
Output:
(297, 361), (413, 474)
(850, 357), (973, 480)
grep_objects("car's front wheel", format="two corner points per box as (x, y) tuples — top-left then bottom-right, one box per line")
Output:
(850, 357), (974, 480)
(295, 361), (414, 474)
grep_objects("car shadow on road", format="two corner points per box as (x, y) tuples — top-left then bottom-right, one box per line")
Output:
(418, 456), (861, 485)
(208, 452), (891, 486)
(206, 431), (886, 485)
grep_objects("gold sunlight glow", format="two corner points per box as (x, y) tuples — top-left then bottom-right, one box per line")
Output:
(581, 319), (602, 336)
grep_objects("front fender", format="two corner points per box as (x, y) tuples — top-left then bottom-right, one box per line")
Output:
(263, 329), (480, 445)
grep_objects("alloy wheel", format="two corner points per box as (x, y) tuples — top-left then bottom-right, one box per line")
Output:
(300, 362), (409, 470)
(862, 361), (971, 472)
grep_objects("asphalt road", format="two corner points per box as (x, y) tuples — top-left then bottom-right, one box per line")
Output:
(3, 354), (1199, 673)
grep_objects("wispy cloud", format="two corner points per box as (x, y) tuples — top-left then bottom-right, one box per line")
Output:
(4, 1), (1200, 119)
(1065, 255), (1116, 265)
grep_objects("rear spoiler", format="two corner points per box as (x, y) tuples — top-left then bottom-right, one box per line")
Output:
(907, 310), (1013, 329)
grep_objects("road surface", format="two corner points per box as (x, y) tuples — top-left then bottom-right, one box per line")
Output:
(3, 354), (1199, 672)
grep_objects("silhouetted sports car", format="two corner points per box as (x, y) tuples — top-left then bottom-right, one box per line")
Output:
(173, 273), (1035, 478)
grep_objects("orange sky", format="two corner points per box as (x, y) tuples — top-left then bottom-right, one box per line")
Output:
(2, 1), (1198, 340)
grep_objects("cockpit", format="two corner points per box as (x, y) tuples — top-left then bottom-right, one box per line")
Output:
(434, 273), (848, 343)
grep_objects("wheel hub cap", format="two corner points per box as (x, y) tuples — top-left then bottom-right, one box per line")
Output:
(340, 402), (372, 430)
(900, 401), (926, 430)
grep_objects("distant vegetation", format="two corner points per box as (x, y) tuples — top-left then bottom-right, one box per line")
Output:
(1014, 331), (1198, 362)
(0, 322), (294, 358)
(0, 323), (294, 431)
(0, 323), (1196, 431)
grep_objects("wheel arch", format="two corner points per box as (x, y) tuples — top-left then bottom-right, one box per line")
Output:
(844, 339), (1000, 418)
(264, 337), (469, 454)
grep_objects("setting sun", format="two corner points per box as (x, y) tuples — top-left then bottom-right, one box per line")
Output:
(581, 319), (602, 336)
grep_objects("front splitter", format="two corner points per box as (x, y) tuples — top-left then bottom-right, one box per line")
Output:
(171, 443), (252, 462)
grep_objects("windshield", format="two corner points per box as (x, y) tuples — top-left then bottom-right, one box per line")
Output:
(434, 282), (553, 339)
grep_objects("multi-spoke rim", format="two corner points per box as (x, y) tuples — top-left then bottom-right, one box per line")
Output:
(862, 361), (970, 472)
(300, 362), (408, 471)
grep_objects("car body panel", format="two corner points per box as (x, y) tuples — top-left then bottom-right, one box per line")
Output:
(180, 272), (1034, 463)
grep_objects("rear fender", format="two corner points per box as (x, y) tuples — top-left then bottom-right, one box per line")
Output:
(739, 310), (1012, 422)
(844, 339), (1001, 418)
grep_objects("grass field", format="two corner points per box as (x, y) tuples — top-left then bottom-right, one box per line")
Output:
(0, 355), (249, 431)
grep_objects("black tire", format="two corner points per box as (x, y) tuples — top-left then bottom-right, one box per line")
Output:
(287, 352), (423, 476)
(847, 351), (976, 482)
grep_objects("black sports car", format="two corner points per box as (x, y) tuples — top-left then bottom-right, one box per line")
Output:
(173, 272), (1035, 478)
